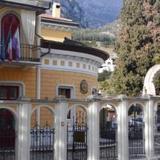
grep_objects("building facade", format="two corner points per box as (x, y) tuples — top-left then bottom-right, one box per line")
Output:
(1, 2), (160, 160)
(0, 0), (108, 143)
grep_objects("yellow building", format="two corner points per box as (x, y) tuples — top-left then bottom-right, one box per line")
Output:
(0, 0), (49, 100)
(41, 1), (79, 42)
(0, 0), (108, 127)
(39, 1), (108, 100)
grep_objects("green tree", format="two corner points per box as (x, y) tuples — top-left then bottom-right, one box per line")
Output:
(98, 70), (112, 82)
(108, 0), (160, 96)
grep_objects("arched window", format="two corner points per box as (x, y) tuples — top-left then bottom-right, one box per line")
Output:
(1, 14), (20, 61)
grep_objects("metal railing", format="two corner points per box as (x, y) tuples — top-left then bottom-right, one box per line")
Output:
(128, 123), (145, 159)
(0, 128), (15, 160)
(0, 43), (40, 63)
(67, 122), (87, 160)
(100, 127), (118, 160)
(30, 124), (54, 160)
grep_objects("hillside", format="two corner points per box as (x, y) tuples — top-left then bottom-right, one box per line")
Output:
(60, 0), (123, 28)
(72, 20), (120, 49)
(75, 0), (123, 28)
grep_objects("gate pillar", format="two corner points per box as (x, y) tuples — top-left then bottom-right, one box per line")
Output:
(54, 97), (67, 160)
(117, 95), (129, 160)
(144, 95), (154, 159)
(87, 95), (100, 160)
(16, 98), (31, 160)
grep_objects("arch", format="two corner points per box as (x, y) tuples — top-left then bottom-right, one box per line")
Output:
(154, 101), (160, 111)
(99, 103), (118, 159)
(32, 104), (55, 115)
(128, 103), (145, 158)
(143, 64), (160, 95)
(99, 104), (117, 126)
(67, 104), (88, 124)
(0, 108), (16, 127)
(31, 105), (55, 128)
(128, 102), (145, 113)
(0, 108), (16, 150)
(99, 103), (117, 113)
(1, 13), (20, 60)
(67, 103), (88, 114)
(0, 106), (18, 121)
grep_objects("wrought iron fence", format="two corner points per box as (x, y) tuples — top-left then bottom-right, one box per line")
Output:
(67, 122), (87, 160)
(154, 106), (160, 155)
(30, 124), (54, 160)
(100, 127), (118, 160)
(128, 122), (145, 159)
(0, 128), (15, 160)
(154, 132), (160, 155)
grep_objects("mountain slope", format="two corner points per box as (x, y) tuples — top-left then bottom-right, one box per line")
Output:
(75, 0), (123, 27)
(60, 0), (123, 28)
(61, 0), (88, 27)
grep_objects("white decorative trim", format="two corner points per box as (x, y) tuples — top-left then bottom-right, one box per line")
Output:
(41, 48), (103, 77)
(41, 48), (104, 65)
(40, 65), (98, 77)
(143, 64), (160, 95)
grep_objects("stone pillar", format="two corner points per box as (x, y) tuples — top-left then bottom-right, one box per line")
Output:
(117, 95), (129, 160)
(54, 97), (68, 160)
(16, 100), (31, 160)
(87, 95), (100, 160)
(36, 15), (41, 47)
(144, 95), (154, 159)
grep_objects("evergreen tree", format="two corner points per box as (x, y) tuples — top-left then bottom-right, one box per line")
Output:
(109, 0), (160, 96)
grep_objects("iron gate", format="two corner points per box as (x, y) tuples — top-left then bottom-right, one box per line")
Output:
(128, 122), (145, 159)
(100, 124), (117, 160)
(67, 122), (87, 160)
(128, 104), (145, 159)
(30, 124), (54, 160)
(154, 104), (160, 155)
(0, 128), (15, 160)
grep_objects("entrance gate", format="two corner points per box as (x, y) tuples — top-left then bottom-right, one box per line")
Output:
(67, 121), (87, 160)
(0, 109), (15, 160)
(154, 103), (160, 156)
(99, 107), (118, 160)
(30, 106), (55, 160)
(30, 123), (54, 160)
(128, 104), (145, 159)
(67, 106), (87, 160)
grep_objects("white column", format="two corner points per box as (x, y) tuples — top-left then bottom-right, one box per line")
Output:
(16, 100), (31, 160)
(54, 97), (68, 160)
(144, 95), (154, 159)
(36, 15), (41, 47)
(117, 95), (129, 160)
(87, 95), (100, 160)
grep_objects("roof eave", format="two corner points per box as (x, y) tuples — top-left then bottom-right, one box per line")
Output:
(0, 1), (51, 14)
(41, 39), (109, 61)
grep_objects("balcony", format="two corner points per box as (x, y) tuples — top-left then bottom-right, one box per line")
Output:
(0, 43), (41, 67)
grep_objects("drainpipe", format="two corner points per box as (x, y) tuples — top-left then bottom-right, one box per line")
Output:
(36, 15), (41, 125)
